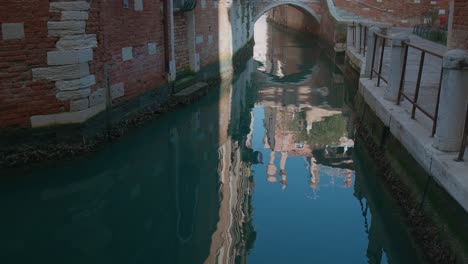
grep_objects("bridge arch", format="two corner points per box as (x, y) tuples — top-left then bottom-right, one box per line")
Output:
(253, 1), (322, 24)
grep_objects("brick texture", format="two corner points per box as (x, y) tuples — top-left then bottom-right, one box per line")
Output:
(7, 0), (452, 129)
(90, 0), (165, 104)
(174, 13), (189, 72)
(448, 0), (468, 49)
(0, 0), (65, 127)
(0, 0), (229, 128)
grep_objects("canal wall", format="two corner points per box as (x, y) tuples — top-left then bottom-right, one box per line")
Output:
(0, 0), (255, 152)
(353, 90), (468, 263)
(0, 0), (456, 132)
(0, 0), (352, 157)
(344, 22), (468, 262)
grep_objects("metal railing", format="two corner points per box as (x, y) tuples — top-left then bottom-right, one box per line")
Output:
(456, 103), (468, 161)
(359, 23), (369, 56)
(397, 41), (444, 137)
(369, 32), (392, 87)
(413, 24), (448, 45)
(351, 22), (369, 56)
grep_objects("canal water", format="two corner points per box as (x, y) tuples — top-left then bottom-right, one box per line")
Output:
(1, 17), (426, 264)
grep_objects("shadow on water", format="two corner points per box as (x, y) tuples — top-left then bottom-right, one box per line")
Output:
(0, 17), (429, 264)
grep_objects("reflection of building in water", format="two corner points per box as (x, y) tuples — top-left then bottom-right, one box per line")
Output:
(262, 103), (355, 190)
(204, 58), (257, 264)
(204, 140), (255, 264)
(254, 19), (356, 191)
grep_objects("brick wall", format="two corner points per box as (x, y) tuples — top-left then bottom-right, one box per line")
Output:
(195, 2), (220, 67)
(448, 0), (468, 50)
(173, 13), (189, 72)
(0, 0), (254, 129)
(0, 0), (64, 127)
(334, 0), (449, 26)
(95, 0), (165, 103)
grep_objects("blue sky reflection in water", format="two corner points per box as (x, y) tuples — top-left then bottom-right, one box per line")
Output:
(0, 15), (425, 264)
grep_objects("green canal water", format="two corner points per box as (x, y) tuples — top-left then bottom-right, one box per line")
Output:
(0, 19), (427, 264)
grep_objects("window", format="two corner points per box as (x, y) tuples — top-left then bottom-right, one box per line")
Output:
(173, 0), (197, 12)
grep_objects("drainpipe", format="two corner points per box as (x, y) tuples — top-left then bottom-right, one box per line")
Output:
(163, 0), (176, 82)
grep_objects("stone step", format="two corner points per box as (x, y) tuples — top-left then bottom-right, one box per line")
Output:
(173, 82), (209, 104)
(173, 74), (197, 93)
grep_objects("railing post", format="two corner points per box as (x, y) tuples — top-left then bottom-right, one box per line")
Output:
(363, 26), (381, 78)
(355, 23), (362, 53)
(433, 50), (468, 151)
(384, 33), (410, 102)
(347, 23), (354, 47)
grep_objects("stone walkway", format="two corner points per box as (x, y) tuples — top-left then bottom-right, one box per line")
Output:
(377, 32), (447, 120)
(347, 33), (468, 213)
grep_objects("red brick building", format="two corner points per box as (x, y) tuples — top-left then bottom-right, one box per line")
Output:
(448, 0), (468, 49)
(333, 0), (449, 27)
(0, 0), (251, 129)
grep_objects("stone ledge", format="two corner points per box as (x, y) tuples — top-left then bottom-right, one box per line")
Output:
(61, 11), (89, 21)
(50, 1), (90, 11)
(56, 34), (97, 50)
(32, 63), (90, 81)
(30, 103), (106, 128)
(47, 49), (93, 66)
(56, 75), (96, 91)
(70, 98), (89, 112)
(56, 88), (91, 101)
(48, 21), (86, 36)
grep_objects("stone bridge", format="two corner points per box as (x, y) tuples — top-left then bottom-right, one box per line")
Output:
(251, 0), (329, 24)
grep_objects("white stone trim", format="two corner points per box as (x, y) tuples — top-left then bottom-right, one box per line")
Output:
(1, 23), (25, 40)
(47, 49), (93, 66)
(50, 1), (90, 11)
(61, 11), (89, 21)
(31, 103), (106, 128)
